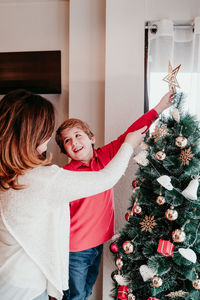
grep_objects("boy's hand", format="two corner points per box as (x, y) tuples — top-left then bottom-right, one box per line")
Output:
(124, 126), (147, 149)
(153, 91), (174, 114)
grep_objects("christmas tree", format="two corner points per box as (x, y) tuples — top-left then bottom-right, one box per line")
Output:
(110, 91), (200, 300)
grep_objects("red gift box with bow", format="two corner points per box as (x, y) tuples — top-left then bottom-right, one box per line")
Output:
(147, 298), (160, 300)
(117, 285), (128, 299)
(157, 239), (174, 257)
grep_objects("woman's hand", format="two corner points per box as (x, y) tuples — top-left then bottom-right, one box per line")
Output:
(124, 126), (147, 149)
(153, 91), (174, 114)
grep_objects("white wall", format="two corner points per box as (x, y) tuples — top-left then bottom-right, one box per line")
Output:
(69, 1), (105, 299)
(0, 0), (69, 166)
(69, 0), (106, 149)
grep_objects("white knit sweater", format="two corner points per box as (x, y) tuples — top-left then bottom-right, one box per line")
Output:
(0, 143), (133, 300)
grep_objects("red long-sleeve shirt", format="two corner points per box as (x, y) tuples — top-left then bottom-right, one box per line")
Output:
(64, 109), (158, 252)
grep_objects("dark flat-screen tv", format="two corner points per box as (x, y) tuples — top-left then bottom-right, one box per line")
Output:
(0, 50), (61, 94)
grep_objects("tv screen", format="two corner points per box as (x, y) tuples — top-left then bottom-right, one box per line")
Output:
(0, 51), (61, 94)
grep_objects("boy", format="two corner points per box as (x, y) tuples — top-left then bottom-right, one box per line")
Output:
(55, 91), (173, 300)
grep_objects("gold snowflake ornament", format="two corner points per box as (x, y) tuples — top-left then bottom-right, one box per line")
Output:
(179, 147), (194, 165)
(152, 125), (169, 142)
(166, 290), (188, 298)
(140, 216), (157, 233)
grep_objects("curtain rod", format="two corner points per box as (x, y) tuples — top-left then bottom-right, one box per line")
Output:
(145, 24), (194, 30)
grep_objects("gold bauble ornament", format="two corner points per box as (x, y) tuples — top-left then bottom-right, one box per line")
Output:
(165, 207), (178, 221)
(123, 241), (134, 254)
(152, 275), (163, 288)
(156, 195), (166, 205)
(172, 229), (186, 243)
(176, 135), (188, 148)
(156, 150), (166, 161)
(193, 279), (200, 290)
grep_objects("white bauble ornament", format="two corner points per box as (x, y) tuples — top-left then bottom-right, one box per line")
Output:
(176, 135), (188, 148)
(134, 204), (142, 214)
(152, 275), (163, 288)
(165, 207), (178, 221)
(115, 257), (123, 270)
(172, 108), (180, 122)
(113, 274), (128, 286)
(156, 150), (166, 161)
(178, 248), (197, 264)
(193, 279), (200, 290)
(133, 150), (149, 166)
(128, 293), (136, 300)
(139, 265), (156, 282)
(123, 241), (134, 254)
(172, 229), (186, 243)
(157, 175), (173, 191)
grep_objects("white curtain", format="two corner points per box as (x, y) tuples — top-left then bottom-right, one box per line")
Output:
(147, 17), (200, 119)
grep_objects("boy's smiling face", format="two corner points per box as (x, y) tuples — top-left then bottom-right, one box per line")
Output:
(61, 126), (95, 164)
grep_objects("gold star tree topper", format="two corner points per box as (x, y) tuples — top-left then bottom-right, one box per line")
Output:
(162, 61), (181, 92)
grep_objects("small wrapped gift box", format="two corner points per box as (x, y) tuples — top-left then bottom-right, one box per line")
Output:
(157, 239), (174, 257)
(147, 298), (160, 300)
(117, 285), (128, 300)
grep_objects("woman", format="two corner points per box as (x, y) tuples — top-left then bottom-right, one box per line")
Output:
(0, 89), (145, 300)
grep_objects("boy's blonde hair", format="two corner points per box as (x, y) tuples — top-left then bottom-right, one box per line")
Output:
(55, 118), (94, 154)
(0, 89), (55, 191)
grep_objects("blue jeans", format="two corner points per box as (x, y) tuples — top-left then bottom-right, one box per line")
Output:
(63, 244), (103, 300)
(33, 290), (48, 300)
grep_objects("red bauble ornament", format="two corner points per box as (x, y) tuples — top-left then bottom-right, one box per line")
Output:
(157, 239), (174, 257)
(110, 242), (119, 253)
(117, 285), (128, 300)
(125, 210), (132, 221)
(132, 180), (137, 189)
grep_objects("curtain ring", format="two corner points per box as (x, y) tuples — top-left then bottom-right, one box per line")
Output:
(150, 24), (158, 34)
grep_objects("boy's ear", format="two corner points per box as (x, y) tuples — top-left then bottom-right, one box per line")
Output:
(91, 136), (95, 144)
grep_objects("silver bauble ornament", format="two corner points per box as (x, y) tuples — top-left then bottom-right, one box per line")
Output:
(128, 293), (136, 300)
(156, 195), (166, 205)
(165, 207), (178, 221)
(193, 279), (200, 290)
(123, 241), (134, 254)
(134, 204), (142, 214)
(172, 229), (186, 243)
(175, 135), (188, 148)
(156, 150), (166, 161)
(152, 275), (163, 288)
